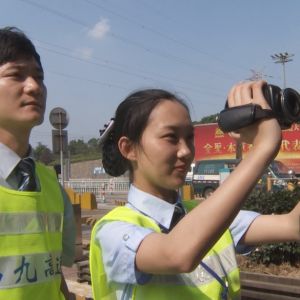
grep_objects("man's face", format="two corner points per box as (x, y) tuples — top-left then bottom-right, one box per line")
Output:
(0, 57), (47, 131)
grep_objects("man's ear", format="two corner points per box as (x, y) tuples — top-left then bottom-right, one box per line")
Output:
(118, 136), (137, 161)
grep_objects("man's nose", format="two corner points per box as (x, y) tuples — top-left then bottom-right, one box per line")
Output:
(23, 76), (44, 95)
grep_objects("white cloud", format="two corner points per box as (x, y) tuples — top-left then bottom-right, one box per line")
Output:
(74, 47), (94, 60)
(88, 19), (110, 40)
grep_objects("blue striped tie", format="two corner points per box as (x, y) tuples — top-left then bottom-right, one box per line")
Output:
(17, 158), (37, 191)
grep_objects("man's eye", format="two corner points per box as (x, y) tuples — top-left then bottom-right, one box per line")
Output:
(8, 73), (21, 78)
(35, 74), (44, 81)
(5, 70), (25, 80)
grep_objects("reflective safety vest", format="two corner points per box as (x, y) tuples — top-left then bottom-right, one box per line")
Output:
(0, 162), (65, 300)
(90, 205), (241, 300)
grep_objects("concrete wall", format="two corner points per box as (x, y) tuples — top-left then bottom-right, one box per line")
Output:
(70, 159), (109, 179)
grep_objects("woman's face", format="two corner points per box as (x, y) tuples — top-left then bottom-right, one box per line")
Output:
(132, 100), (194, 200)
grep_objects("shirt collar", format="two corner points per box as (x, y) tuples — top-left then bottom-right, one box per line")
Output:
(127, 184), (183, 230)
(0, 143), (33, 180)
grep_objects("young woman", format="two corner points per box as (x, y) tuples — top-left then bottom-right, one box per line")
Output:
(90, 82), (300, 300)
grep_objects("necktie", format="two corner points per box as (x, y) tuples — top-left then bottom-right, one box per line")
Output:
(17, 158), (37, 191)
(170, 203), (185, 230)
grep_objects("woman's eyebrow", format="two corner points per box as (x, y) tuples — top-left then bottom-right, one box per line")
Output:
(163, 124), (194, 133)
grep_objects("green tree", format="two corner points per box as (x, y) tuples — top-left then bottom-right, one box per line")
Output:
(33, 143), (54, 165)
(195, 114), (218, 124)
(68, 139), (88, 155)
(87, 138), (100, 153)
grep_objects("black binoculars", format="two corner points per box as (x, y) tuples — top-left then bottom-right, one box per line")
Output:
(217, 84), (300, 132)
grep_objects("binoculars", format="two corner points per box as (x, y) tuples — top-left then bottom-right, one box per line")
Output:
(217, 84), (300, 132)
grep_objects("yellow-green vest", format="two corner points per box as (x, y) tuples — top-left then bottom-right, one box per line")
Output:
(90, 203), (241, 300)
(0, 162), (65, 300)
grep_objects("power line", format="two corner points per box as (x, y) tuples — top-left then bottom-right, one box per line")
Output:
(19, 0), (239, 81)
(35, 39), (216, 88)
(138, 0), (180, 25)
(48, 68), (224, 102)
(36, 42), (226, 97)
(82, 0), (250, 72)
(47, 70), (128, 90)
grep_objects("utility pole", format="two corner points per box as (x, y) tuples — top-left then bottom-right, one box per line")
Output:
(247, 69), (273, 81)
(271, 52), (294, 88)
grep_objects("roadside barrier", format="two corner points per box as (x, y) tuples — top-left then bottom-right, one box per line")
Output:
(64, 178), (129, 200)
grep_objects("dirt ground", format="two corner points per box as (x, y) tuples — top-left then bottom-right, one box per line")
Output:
(237, 255), (300, 277)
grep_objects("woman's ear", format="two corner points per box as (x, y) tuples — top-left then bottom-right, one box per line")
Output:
(118, 136), (137, 161)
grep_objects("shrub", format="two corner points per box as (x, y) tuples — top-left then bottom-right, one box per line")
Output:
(242, 187), (300, 265)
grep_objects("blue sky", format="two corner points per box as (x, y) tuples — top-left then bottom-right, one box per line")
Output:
(1, 0), (300, 148)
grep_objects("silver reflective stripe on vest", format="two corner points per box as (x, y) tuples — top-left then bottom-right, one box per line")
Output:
(0, 252), (61, 288)
(0, 212), (63, 235)
(150, 243), (237, 287)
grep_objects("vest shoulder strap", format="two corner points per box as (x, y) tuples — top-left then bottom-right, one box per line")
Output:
(99, 206), (161, 232)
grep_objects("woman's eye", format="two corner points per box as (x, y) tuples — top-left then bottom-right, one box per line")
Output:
(187, 134), (194, 142)
(164, 134), (178, 142)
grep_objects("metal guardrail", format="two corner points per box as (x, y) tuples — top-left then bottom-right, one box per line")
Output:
(64, 178), (129, 197)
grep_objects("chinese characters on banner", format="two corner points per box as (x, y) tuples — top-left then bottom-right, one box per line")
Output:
(194, 123), (300, 173)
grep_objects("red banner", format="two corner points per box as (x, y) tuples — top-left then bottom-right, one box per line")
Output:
(194, 123), (300, 173)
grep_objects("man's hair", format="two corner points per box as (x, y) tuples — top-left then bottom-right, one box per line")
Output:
(0, 26), (42, 68)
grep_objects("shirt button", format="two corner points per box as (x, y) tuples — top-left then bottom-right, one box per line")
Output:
(123, 234), (129, 241)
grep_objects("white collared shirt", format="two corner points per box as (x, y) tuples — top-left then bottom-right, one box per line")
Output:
(0, 143), (28, 189)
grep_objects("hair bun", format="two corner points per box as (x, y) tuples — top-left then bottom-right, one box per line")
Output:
(102, 138), (127, 177)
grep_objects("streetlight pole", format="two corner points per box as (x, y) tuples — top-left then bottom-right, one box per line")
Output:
(271, 52), (294, 88)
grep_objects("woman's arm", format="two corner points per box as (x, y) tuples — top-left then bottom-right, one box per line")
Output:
(240, 200), (300, 245)
(135, 81), (282, 274)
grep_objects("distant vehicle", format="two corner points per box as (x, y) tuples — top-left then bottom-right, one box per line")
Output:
(192, 159), (296, 198)
(192, 159), (240, 198)
(93, 166), (105, 175)
(257, 160), (297, 192)
(185, 163), (195, 183)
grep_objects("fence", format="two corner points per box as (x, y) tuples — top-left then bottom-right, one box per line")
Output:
(63, 178), (129, 200)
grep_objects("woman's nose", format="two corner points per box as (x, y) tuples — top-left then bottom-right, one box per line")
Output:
(178, 140), (194, 158)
